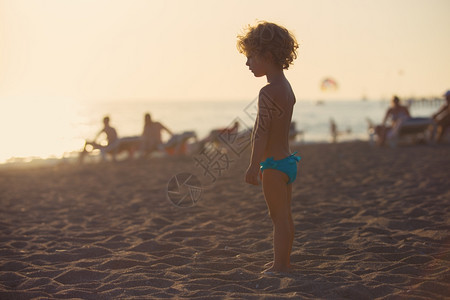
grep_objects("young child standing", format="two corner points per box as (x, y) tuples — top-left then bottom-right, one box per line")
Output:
(237, 21), (300, 273)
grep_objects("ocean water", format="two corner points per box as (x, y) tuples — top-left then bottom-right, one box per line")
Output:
(0, 98), (441, 165)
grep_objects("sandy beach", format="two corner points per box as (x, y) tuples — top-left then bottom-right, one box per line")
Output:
(0, 141), (449, 299)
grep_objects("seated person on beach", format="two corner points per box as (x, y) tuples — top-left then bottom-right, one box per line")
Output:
(140, 113), (173, 157)
(164, 131), (198, 155)
(83, 116), (120, 161)
(375, 96), (411, 146)
(199, 121), (240, 148)
(430, 90), (450, 143)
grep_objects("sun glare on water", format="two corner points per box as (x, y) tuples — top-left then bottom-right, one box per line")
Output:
(0, 98), (87, 164)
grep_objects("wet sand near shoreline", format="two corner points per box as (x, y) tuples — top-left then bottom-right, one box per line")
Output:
(0, 141), (449, 299)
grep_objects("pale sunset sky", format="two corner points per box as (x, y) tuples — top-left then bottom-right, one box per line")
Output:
(0, 0), (449, 162)
(1, 0), (449, 103)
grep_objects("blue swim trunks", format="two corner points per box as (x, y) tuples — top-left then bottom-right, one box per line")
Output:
(260, 152), (301, 184)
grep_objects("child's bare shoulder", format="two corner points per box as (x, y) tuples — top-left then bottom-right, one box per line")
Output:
(259, 84), (276, 98)
(260, 81), (294, 103)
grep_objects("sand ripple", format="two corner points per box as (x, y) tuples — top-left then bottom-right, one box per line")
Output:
(0, 142), (449, 299)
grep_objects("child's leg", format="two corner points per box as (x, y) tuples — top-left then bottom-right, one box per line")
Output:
(262, 169), (293, 272)
(287, 183), (294, 260)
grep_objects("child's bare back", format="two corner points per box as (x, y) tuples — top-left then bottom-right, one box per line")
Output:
(259, 78), (296, 162)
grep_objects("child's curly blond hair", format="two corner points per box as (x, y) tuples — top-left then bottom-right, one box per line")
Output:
(237, 21), (299, 70)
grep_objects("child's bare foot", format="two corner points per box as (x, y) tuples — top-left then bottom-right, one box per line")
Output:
(262, 264), (293, 275)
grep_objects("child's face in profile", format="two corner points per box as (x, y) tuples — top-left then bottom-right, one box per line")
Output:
(246, 54), (270, 78)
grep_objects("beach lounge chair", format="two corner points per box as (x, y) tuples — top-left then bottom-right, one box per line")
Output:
(387, 117), (433, 147)
(80, 136), (141, 162)
(367, 117), (433, 147)
(164, 131), (198, 155)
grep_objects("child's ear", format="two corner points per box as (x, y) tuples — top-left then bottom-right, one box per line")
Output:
(263, 51), (274, 62)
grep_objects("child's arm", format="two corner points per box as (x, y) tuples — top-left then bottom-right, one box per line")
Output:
(250, 117), (269, 167)
(246, 89), (273, 185)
